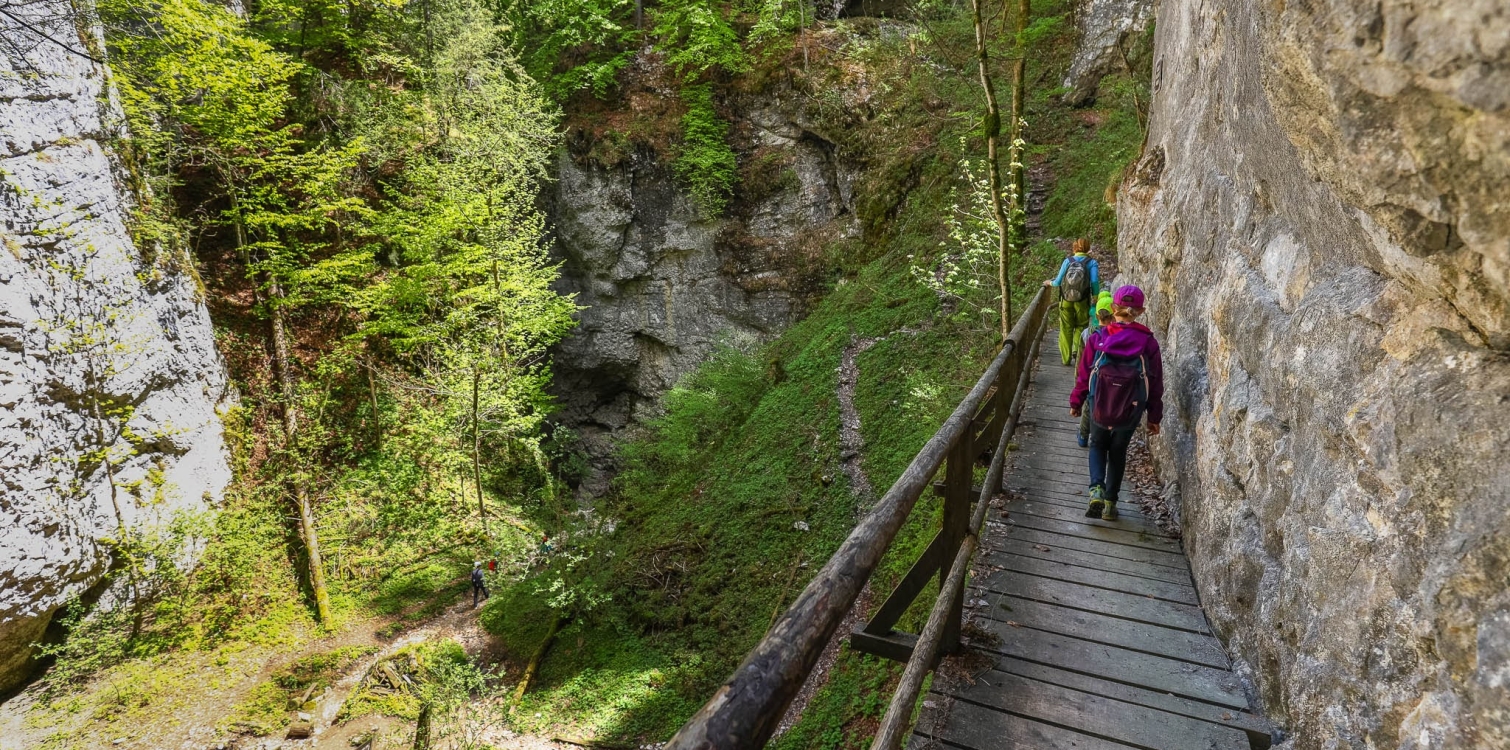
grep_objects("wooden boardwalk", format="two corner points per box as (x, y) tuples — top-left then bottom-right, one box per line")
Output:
(909, 327), (1272, 750)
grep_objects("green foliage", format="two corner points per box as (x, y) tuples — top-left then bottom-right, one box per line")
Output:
(37, 512), (207, 692)
(912, 152), (1028, 329)
(497, 0), (637, 99)
(768, 649), (898, 750)
(747, 0), (812, 51)
(1038, 107), (1142, 246)
(653, 0), (748, 79)
(34, 0), (575, 705)
(674, 85), (739, 216)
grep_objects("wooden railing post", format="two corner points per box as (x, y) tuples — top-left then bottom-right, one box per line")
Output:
(939, 425), (973, 653)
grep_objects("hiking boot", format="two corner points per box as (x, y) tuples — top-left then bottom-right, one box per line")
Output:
(1101, 501), (1119, 521)
(1085, 485), (1106, 518)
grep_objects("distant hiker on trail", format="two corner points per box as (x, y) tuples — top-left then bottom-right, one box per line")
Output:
(1069, 285), (1163, 521)
(1043, 239), (1101, 366)
(1077, 292), (1115, 448)
(471, 561), (490, 608)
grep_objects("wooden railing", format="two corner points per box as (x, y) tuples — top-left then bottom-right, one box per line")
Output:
(666, 286), (1055, 749)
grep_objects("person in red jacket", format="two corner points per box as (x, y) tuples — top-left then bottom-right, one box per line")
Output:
(1068, 285), (1164, 521)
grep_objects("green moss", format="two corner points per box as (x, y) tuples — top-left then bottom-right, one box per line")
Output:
(769, 649), (900, 750)
(674, 84), (739, 216)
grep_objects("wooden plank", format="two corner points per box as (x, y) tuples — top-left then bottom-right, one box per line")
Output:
(974, 595), (1228, 668)
(1015, 448), (1090, 465)
(983, 528), (1191, 581)
(1011, 485), (1153, 511)
(976, 571), (1210, 633)
(978, 547), (1198, 604)
(936, 671), (1248, 750)
(1004, 480), (1098, 501)
(1013, 466), (1109, 485)
(1004, 499), (1171, 537)
(985, 657), (1275, 748)
(917, 696), (1135, 750)
(987, 539), (1191, 587)
(1011, 447), (1090, 464)
(1022, 405), (1076, 418)
(1014, 454), (1095, 474)
(1004, 486), (1152, 515)
(1006, 463), (1093, 481)
(996, 493), (1154, 522)
(1011, 467), (1094, 486)
(978, 625), (1249, 708)
(1002, 513), (1186, 557)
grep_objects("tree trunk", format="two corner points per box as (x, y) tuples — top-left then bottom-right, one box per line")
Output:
(366, 362), (382, 452)
(970, 0), (1014, 339)
(412, 702), (432, 750)
(1007, 1), (1031, 283)
(1014, 0), (1030, 197)
(472, 365), (484, 523)
(268, 279), (333, 625)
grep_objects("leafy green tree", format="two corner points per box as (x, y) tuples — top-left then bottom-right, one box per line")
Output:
(653, 0), (747, 79)
(352, 0), (576, 528)
(494, 0), (637, 98)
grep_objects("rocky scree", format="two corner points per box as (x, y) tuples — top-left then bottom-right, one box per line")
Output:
(1116, 0), (1509, 747)
(0, 3), (233, 693)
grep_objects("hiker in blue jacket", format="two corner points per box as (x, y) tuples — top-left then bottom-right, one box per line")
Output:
(1043, 239), (1101, 365)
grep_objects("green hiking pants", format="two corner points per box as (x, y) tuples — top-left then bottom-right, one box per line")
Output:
(1058, 299), (1091, 364)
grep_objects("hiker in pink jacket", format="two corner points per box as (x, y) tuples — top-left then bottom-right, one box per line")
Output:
(1068, 285), (1164, 521)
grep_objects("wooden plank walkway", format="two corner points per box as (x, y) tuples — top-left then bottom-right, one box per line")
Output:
(909, 327), (1273, 750)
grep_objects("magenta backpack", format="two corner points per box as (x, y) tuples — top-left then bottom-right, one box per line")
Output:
(1089, 351), (1149, 428)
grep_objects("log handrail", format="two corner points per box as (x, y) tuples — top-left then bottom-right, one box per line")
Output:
(666, 286), (1054, 749)
(869, 318), (1043, 750)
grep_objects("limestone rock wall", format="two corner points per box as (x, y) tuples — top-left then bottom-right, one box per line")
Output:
(0, 5), (233, 692)
(1116, 0), (1509, 746)
(549, 88), (860, 500)
(1061, 0), (1154, 106)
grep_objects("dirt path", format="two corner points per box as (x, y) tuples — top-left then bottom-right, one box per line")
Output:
(837, 334), (883, 506)
(768, 333), (891, 738)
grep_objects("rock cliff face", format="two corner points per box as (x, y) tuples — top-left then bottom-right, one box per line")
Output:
(1060, 0), (1154, 106)
(0, 6), (233, 692)
(1117, 0), (1509, 747)
(549, 92), (859, 498)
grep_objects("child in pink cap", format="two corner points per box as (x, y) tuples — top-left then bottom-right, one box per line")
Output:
(1068, 285), (1164, 520)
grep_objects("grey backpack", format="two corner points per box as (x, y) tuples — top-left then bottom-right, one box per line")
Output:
(1061, 258), (1090, 302)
